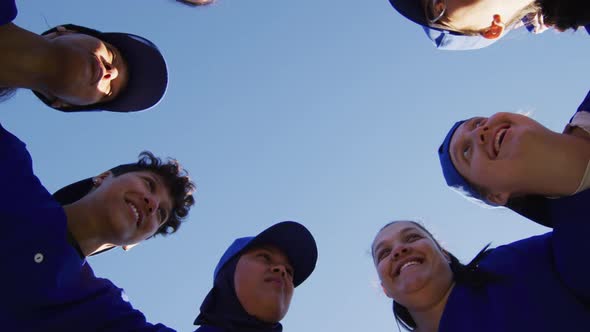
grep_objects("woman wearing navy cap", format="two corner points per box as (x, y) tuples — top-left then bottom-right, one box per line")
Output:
(0, 116), (196, 330)
(371, 219), (590, 332)
(387, 0), (590, 50)
(438, 89), (590, 226)
(194, 221), (318, 332)
(0, 0), (167, 112)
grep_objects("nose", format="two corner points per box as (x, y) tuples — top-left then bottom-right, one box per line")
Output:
(472, 122), (490, 145)
(103, 63), (119, 81)
(271, 265), (287, 277)
(392, 246), (410, 260)
(143, 195), (159, 216)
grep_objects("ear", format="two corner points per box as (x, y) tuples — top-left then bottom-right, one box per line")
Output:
(481, 14), (505, 39)
(92, 171), (113, 188)
(122, 243), (139, 251)
(43, 26), (75, 40)
(485, 191), (510, 206)
(381, 282), (393, 299)
(442, 250), (451, 264)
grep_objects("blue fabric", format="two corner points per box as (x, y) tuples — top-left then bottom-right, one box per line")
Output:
(439, 196), (590, 331)
(0, 0), (17, 26)
(437, 120), (484, 200)
(507, 90), (590, 226)
(211, 222), (317, 287)
(0, 124), (174, 332)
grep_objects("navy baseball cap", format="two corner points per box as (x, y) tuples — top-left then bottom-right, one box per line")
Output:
(52, 163), (143, 205)
(213, 221), (318, 287)
(388, 0), (500, 50)
(34, 24), (168, 113)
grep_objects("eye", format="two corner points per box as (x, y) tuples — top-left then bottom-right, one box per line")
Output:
(285, 267), (294, 278)
(144, 177), (155, 191)
(406, 233), (422, 242)
(257, 252), (272, 262)
(463, 145), (471, 160)
(376, 248), (391, 263)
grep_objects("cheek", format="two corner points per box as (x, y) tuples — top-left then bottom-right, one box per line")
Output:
(234, 261), (258, 303)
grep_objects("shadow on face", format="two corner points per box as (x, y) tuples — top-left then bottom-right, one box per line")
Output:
(234, 245), (295, 323)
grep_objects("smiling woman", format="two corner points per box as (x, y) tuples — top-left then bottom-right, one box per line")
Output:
(387, 0), (590, 50)
(0, 0), (167, 112)
(372, 219), (590, 332)
(438, 89), (590, 226)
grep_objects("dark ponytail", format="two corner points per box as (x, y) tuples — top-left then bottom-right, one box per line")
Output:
(393, 245), (496, 330)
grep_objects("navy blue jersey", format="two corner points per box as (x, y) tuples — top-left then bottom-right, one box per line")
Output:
(440, 200), (590, 331)
(0, 124), (174, 331)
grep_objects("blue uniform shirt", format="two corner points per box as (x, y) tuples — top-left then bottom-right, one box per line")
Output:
(439, 184), (590, 331)
(0, 123), (175, 332)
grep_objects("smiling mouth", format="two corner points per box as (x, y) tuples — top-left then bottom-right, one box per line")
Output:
(395, 258), (424, 276)
(493, 127), (508, 156)
(127, 201), (143, 227)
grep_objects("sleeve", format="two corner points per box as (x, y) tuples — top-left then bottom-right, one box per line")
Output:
(0, 124), (53, 212)
(548, 191), (590, 303)
(52, 266), (178, 332)
(0, 0), (17, 26)
(568, 90), (590, 124)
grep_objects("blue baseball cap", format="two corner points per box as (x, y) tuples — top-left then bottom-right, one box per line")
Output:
(213, 221), (318, 287)
(388, 0), (500, 50)
(438, 120), (491, 202)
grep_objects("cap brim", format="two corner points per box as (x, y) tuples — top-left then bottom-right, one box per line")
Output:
(52, 178), (94, 206)
(247, 221), (318, 287)
(98, 33), (168, 112)
(388, 0), (429, 26)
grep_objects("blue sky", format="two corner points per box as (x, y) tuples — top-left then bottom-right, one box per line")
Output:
(5, 0), (590, 331)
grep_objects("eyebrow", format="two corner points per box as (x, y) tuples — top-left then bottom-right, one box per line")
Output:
(255, 246), (293, 269)
(373, 227), (419, 256)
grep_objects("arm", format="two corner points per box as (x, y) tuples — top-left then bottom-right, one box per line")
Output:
(549, 191), (590, 303)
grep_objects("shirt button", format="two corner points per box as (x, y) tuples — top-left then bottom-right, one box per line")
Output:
(34, 253), (44, 263)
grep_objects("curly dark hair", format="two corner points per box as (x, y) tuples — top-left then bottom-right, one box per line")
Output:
(538, 0), (590, 31)
(109, 151), (196, 237)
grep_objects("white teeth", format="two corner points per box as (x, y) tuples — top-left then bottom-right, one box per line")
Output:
(129, 203), (139, 223)
(399, 260), (421, 274)
(494, 128), (507, 155)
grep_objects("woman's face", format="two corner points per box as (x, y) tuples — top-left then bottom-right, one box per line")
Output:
(44, 30), (128, 107)
(449, 112), (553, 204)
(372, 222), (453, 310)
(234, 245), (295, 323)
(84, 170), (172, 247)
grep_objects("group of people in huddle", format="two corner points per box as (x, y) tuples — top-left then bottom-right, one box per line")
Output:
(1, 0), (589, 331)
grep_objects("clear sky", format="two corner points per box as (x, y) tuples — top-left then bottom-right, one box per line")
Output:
(5, 0), (590, 331)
